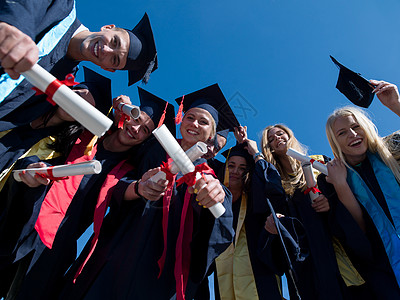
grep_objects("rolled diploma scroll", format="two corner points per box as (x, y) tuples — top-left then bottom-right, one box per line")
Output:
(117, 103), (141, 120)
(13, 160), (102, 182)
(22, 64), (113, 137)
(152, 124), (225, 218)
(287, 148), (328, 175)
(150, 141), (208, 183)
(301, 162), (319, 201)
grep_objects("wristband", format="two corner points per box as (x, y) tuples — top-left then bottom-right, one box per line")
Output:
(134, 180), (142, 198)
(253, 151), (265, 160)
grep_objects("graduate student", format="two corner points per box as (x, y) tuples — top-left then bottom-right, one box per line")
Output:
(260, 124), (349, 300)
(1, 87), (175, 300)
(320, 79), (400, 299)
(203, 129), (231, 174)
(0, 67), (110, 189)
(0, 68), (110, 296)
(212, 126), (286, 300)
(60, 83), (234, 300)
(0, 0), (157, 131)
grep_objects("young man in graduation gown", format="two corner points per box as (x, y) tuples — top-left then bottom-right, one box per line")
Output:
(0, 67), (110, 297)
(59, 84), (235, 300)
(0, 88), (175, 300)
(0, 0), (158, 131)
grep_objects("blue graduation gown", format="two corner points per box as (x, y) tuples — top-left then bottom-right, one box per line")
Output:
(0, 0), (81, 131)
(60, 158), (234, 300)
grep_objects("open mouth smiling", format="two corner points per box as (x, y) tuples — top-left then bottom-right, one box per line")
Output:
(349, 138), (363, 147)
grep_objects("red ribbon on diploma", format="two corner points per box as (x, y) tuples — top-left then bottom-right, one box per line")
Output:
(304, 185), (321, 195)
(309, 158), (325, 165)
(32, 73), (79, 105)
(176, 163), (214, 187)
(35, 167), (69, 181)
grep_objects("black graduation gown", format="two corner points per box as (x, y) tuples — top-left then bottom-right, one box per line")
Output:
(6, 142), (133, 300)
(212, 159), (286, 300)
(318, 163), (400, 300)
(207, 157), (224, 177)
(60, 158), (234, 300)
(0, 124), (62, 173)
(0, 154), (66, 297)
(258, 185), (348, 300)
(0, 0), (81, 131)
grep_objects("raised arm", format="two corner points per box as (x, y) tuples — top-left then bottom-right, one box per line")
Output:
(370, 79), (400, 117)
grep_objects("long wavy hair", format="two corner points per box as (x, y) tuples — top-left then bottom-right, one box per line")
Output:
(326, 106), (400, 184)
(261, 124), (307, 196)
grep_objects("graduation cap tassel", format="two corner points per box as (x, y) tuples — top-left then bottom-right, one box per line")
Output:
(141, 53), (157, 84)
(157, 101), (169, 128)
(266, 198), (302, 300)
(175, 95), (185, 125)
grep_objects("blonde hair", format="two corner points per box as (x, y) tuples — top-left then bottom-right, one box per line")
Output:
(261, 124), (307, 195)
(326, 106), (400, 184)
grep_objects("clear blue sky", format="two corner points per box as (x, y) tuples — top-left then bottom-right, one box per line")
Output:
(76, 0), (400, 157)
(75, 1), (400, 298)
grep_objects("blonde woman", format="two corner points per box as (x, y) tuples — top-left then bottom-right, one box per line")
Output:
(260, 124), (348, 300)
(320, 80), (400, 299)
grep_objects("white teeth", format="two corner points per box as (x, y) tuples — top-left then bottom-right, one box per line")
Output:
(127, 131), (133, 138)
(188, 130), (198, 135)
(350, 139), (362, 146)
(94, 43), (98, 57)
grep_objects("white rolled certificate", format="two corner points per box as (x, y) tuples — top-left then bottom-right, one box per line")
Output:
(301, 162), (319, 202)
(150, 141), (208, 183)
(286, 148), (328, 175)
(117, 103), (140, 119)
(152, 125), (225, 218)
(13, 160), (102, 182)
(22, 64), (113, 137)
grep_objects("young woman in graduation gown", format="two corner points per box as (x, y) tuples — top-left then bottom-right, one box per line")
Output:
(319, 80), (400, 299)
(0, 89), (173, 300)
(212, 126), (287, 300)
(60, 84), (235, 300)
(259, 124), (349, 300)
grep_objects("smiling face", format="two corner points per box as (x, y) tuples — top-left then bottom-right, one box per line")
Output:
(332, 114), (368, 165)
(79, 25), (130, 71)
(227, 156), (248, 189)
(180, 107), (214, 149)
(267, 126), (290, 155)
(117, 111), (155, 148)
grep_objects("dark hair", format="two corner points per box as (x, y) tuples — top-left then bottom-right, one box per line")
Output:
(218, 158), (253, 195)
(47, 124), (84, 156)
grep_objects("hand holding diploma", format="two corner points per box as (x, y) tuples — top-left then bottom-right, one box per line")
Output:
(14, 160), (102, 186)
(0, 22), (39, 79)
(152, 124), (226, 218)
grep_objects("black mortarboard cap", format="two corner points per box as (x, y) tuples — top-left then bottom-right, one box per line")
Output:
(123, 13), (158, 86)
(175, 84), (240, 132)
(138, 87), (176, 137)
(330, 56), (374, 108)
(221, 143), (253, 166)
(73, 67), (112, 115)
